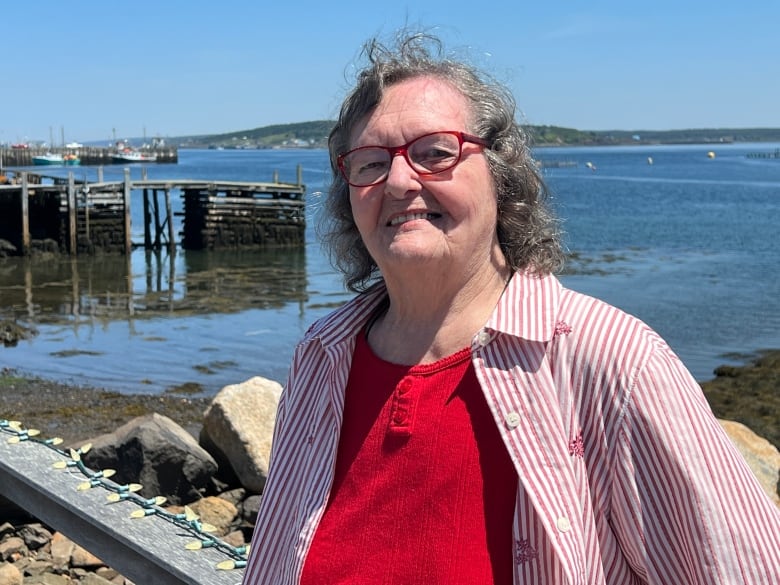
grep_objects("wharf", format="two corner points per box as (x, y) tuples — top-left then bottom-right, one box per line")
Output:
(0, 145), (178, 166)
(746, 148), (780, 159)
(0, 166), (305, 256)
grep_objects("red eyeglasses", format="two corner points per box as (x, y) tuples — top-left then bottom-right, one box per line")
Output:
(337, 130), (489, 187)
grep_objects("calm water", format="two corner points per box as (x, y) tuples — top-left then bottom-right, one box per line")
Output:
(1, 143), (778, 394)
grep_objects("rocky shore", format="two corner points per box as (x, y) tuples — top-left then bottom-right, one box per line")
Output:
(0, 351), (778, 584)
(3, 349), (778, 452)
(0, 369), (212, 446)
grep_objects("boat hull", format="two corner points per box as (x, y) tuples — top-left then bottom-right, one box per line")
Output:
(32, 155), (64, 165)
(112, 153), (157, 163)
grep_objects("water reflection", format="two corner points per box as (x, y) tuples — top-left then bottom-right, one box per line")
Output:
(0, 247), (308, 328)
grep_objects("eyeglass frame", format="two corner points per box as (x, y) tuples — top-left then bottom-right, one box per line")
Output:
(336, 130), (490, 187)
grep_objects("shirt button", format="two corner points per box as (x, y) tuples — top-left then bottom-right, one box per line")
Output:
(505, 411), (521, 429)
(397, 378), (413, 395)
(556, 516), (571, 533)
(476, 329), (491, 347)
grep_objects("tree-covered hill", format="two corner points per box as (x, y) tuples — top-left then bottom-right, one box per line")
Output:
(173, 121), (780, 149)
(178, 121), (334, 149)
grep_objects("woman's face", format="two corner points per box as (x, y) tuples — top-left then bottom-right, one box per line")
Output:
(347, 76), (504, 280)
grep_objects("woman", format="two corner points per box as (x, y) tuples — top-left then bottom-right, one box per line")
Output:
(242, 33), (780, 584)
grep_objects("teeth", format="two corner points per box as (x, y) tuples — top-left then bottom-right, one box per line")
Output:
(388, 213), (438, 226)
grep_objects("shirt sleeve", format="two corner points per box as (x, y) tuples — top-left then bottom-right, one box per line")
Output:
(608, 344), (780, 584)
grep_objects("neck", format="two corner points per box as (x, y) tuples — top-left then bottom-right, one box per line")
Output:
(368, 260), (510, 365)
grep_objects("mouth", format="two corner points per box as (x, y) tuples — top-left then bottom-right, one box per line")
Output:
(387, 212), (442, 227)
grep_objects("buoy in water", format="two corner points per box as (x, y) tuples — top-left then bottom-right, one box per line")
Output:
(585, 161), (596, 171)
(647, 157), (653, 165)
(707, 151), (716, 159)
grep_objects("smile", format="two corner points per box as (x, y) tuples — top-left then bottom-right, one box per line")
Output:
(387, 212), (441, 226)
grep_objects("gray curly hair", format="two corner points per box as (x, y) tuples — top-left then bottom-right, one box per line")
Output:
(319, 31), (564, 293)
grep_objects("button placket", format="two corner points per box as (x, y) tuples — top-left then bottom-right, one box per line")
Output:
(388, 375), (415, 437)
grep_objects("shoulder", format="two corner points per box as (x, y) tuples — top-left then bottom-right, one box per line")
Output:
(557, 285), (665, 356)
(299, 283), (387, 346)
(545, 284), (689, 404)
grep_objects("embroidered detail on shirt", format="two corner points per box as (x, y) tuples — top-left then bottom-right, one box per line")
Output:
(514, 538), (538, 564)
(568, 432), (585, 458)
(553, 320), (572, 336)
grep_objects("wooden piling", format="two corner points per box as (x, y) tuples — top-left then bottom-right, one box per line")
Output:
(83, 184), (91, 244)
(67, 176), (77, 254)
(165, 189), (175, 256)
(123, 169), (132, 255)
(143, 189), (152, 249)
(67, 173), (77, 254)
(20, 173), (30, 256)
(152, 190), (162, 249)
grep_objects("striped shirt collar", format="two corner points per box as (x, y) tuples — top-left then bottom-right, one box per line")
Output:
(308, 271), (561, 348)
(486, 270), (560, 343)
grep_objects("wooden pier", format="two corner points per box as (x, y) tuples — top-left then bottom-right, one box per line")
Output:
(0, 167), (305, 256)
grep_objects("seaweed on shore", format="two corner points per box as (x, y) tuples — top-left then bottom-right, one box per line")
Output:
(700, 349), (780, 450)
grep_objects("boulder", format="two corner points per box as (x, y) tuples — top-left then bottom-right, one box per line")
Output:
(200, 377), (282, 493)
(720, 419), (780, 506)
(185, 496), (238, 536)
(82, 413), (217, 505)
(0, 562), (22, 585)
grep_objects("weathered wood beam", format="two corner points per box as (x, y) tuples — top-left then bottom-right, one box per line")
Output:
(0, 435), (245, 585)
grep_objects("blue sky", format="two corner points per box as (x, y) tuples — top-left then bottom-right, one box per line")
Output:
(2, 1), (778, 144)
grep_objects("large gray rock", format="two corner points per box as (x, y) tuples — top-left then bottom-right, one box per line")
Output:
(200, 377), (282, 494)
(82, 413), (217, 505)
(720, 419), (780, 506)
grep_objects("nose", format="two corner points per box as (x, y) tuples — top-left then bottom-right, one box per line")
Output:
(383, 152), (420, 198)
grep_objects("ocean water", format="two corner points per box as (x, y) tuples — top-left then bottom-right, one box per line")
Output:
(1, 143), (778, 394)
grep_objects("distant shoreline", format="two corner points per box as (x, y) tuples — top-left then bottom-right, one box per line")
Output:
(118, 120), (780, 151)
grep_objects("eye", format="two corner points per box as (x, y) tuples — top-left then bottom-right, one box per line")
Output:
(410, 135), (459, 169)
(345, 148), (387, 174)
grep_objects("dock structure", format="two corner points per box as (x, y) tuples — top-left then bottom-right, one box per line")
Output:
(746, 148), (780, 159)
(0, 145), (178, 166)
(180, 170), (305, 250)
(0, 167), (306, 256)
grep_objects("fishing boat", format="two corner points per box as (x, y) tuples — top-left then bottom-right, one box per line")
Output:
(112, 150), (157, 163)
(32, 153), (64, 166)
(63, 153), (80, 166)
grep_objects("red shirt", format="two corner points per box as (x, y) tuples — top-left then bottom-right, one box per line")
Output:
(300, 332), (517, 584)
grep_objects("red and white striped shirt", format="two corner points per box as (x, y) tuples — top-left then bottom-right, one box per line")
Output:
(242, 271), (780, 584)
